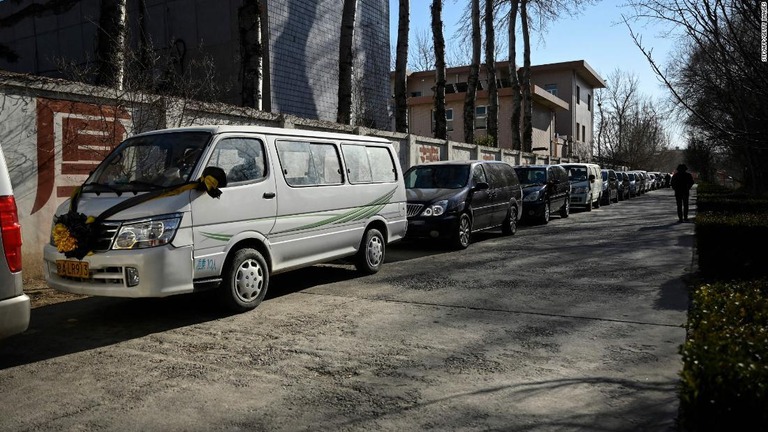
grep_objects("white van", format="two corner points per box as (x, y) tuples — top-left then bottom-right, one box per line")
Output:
(560, 163), (603, 211)
(43, 126), (407, 312)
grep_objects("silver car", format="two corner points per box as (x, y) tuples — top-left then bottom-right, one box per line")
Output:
(0, 145), (30, 339)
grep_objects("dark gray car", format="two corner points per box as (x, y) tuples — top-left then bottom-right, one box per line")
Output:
(404, 160), (523, 249)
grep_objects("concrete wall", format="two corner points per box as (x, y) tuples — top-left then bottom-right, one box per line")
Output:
(0, 71), (578, 279)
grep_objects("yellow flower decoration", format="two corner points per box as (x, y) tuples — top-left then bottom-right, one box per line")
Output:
(52, 223), (77, 253)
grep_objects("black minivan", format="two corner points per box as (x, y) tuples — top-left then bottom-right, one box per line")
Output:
(404, 160), (523, 249)
(513, 164), (571, 224)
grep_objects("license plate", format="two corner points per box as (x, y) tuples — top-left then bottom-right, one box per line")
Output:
(56, 260), (90, 278)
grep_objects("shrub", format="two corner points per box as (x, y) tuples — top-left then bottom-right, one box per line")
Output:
(679, 280), (768, 431)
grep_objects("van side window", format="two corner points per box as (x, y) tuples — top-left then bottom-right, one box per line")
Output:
(472, 164), (487, 185)
(341, 144), (396, 184)
(484, 164), (506, 188)
(208, 137), (266, 185)
(276, 140), (343, 186)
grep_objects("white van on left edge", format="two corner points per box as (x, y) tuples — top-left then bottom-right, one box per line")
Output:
(43, 126), (408, 312)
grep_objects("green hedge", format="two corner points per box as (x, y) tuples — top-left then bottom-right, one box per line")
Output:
(695, 184), (768, 279)
(679, 280), (768, 431)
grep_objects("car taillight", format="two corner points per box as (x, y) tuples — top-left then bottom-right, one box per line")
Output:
(0, 195), (22, 273)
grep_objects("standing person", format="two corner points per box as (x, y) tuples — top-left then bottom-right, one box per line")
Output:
(671, 164), (695, 222)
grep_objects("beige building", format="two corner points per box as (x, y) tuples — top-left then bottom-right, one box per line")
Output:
(393, 60), (605, 159)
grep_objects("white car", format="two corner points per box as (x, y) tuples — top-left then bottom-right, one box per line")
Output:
(0, 145), (30, 339)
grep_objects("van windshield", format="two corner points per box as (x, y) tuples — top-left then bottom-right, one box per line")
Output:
(405, 165), (469, 189)
(514, 167), (546, 185)
(85, 132), (211, 192)
(564, 166), (588, 182)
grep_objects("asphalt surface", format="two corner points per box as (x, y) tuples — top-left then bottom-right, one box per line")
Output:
(0, 186), (695, 432)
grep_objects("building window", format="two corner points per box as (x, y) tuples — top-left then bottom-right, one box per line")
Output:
(576, 86), (581, 104)
(475, 106), (487, 129)
(582, 125), (586, 143)
(576, 122), (580, 141)
(432, 108), (454, 132)
(587, 94), (592, 111)
(544, 84), (558, 96)
(410, 91), (422, 97)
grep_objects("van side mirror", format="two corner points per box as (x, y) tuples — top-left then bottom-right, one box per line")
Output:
(589, 174), (596, 182)
(473, 182), (490, 191)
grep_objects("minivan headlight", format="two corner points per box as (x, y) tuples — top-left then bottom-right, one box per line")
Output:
(523, 191), (541, 202)
(572, 186), (588, 194)
(113, 215), (181, 250)
(420, 200), (448, 217)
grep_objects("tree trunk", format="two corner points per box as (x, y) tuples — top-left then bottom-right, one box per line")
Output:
(239, 0), (263, 109)
(521, 0), (533, 152)
(431, 0), (447, 139)
(337, 0), (358, 124)
(95, 0), (127, 90)
(394, 0), (410, 133)
(484, 0), (498, 146)
(508, 0), (521, 151)
(463, 0), (481, 144)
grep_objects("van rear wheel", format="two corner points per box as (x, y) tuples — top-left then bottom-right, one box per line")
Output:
(355, 228), (385, 274)
(220, 248), (269, 313)
(502, 206), (517, 235)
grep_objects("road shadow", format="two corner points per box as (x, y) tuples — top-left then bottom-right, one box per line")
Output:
(0, 293), (232, 369)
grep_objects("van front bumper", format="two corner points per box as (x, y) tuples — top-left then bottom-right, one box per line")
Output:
(405, 215), (460, 241)
(43, 243), (194, 298)
(0, 294), (30, 338)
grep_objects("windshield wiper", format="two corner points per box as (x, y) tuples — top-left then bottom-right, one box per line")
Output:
(128, 180), (164, 190)
(82, 182), (123, 196)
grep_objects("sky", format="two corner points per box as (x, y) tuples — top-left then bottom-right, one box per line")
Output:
(388, 0), (686, 147)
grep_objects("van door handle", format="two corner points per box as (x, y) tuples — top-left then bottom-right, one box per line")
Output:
(263, 192), (276, 199)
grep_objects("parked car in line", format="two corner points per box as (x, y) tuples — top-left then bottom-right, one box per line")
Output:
(561, 163), (603, 211)
(626, 171), (639, 197)
(616, 171), (630, 201)
(636, 170), (648, 194)
(600, 169), (619, 205)
(513, 164), (571, 224)
(404, 160), (523, 249)
(0, 144), (30, 339)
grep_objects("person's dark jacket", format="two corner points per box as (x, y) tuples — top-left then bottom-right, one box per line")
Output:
(671, 171), (694, 195)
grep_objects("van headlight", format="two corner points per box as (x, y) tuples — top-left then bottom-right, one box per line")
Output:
(420, 200), (448, 217)
(573, 186), (588, 194)
(523, 191), (541, 201)
(113, 214), (182, 250)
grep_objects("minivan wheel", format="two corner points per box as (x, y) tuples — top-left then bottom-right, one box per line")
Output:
(355, 228), (385, 274)
(560, 197), (570, 218)
(220, 248), (269, 313)
(453, 213), (472, 249)
(502, 207), (518, 235)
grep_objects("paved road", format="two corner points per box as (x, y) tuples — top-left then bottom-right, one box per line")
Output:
(0, 187), (695, 431)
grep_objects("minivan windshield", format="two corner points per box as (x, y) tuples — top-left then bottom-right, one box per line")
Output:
(404, 165), (470, 189)
(86, 132), (211, 192)
(514, 167), (546, 185)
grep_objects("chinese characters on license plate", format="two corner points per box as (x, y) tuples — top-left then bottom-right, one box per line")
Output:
(56, 260), (90, 278)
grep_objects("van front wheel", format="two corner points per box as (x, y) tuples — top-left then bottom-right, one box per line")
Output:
(220, 248), (269, 312)
(355, 228), (385, 274)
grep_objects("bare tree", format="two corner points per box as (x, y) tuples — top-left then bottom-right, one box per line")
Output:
(431, 0), (447, 139)
(238, 0), (263, 109)
(625, 0), (768, 191)
(337, 0), (358, 125)
(410, 28), (435, 71)
(484, 0), (498, 146)
(507, 0), (522, 150)
(463, 0), (481, 144)
(394, 0), (410, 133)
(94, 0), (127, 89)
(520, 0), (532, 152)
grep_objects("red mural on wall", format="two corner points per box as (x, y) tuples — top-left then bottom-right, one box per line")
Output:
(32, 98), (131, 214)
(419, 145), (440, 163)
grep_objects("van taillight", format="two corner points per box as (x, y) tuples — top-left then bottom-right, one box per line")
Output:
(0, 195), (22, 273)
